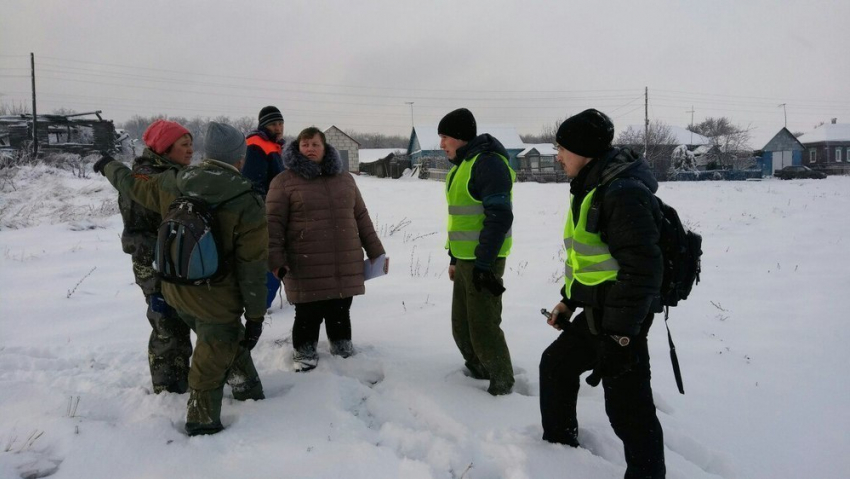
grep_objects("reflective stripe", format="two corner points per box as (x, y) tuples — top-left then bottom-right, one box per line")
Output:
(451, 228), (513, 242)
(563, 238), (613, 256)
(448, 204), (485, 215)
(448, 231), (480, 241)
(578, 257), (620, 273)
(564, 258), (619, 279)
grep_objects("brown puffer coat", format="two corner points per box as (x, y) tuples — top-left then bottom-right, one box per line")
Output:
(266, 142), (385, 304)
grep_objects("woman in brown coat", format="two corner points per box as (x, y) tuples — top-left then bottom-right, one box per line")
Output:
(266, 127), (387, 372)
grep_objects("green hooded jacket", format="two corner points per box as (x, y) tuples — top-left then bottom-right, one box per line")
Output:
(117, 148), (183, 296)
(104, 159), (268, 322)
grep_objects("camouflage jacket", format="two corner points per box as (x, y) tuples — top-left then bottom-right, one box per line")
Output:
(118, 148), (183, 296)
(105, 159), (269, 322)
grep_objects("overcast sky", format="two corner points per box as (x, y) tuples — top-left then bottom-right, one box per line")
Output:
(2, 0), (848, 147)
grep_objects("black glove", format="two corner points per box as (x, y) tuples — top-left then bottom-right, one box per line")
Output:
(472, 266), (506, 296)
(586, 335), (638, 387)
(93, 155), (116, 176)
(240, 319), (263, 350)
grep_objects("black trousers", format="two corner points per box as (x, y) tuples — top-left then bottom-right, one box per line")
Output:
(292, 297), (354, 350)
(540, 312), (666, 479)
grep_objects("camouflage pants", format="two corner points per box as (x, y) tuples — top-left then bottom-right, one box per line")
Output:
(178, 311), (265, 435)
(146, 294), (192, 394)
(451, 259), (514, 394)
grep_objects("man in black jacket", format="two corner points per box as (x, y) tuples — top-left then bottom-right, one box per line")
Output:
(540, 109), (666, 478)
(440, 108), (515, 396)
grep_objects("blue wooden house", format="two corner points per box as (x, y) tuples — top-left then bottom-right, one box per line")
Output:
(758, 127), (805, 176)
(407, 124), (526, 169)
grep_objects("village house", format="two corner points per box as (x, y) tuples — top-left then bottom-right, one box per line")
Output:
(323, 125), (360, 173)
(798, 120), (850, 175)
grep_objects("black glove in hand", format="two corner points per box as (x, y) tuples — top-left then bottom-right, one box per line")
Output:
(586, 335), (638, 387)
(472, 266), (506, 296)
(240, 319), (263, 351)
(93, 155), (116, 176)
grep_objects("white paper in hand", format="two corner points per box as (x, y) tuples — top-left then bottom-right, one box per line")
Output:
(364, 254), (388, 280)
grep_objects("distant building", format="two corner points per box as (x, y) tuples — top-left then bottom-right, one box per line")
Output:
(359, 148), (409, 178)
(516, 144), (566, 182)
(407, 124), (526, 170)
(798, 120), (850, 175)
(758, 127), (805, 176)
(323, 125), (360, 173)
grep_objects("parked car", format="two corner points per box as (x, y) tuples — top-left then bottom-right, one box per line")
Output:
(774, 165), (827, 180)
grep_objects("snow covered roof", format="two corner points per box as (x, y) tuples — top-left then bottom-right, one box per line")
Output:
(412, 124), (526, 152)
(798, 123), (850, 143)
(621, 125), (710, 146)
(359, 148), (405, 164)
(518, 143), (558, 157)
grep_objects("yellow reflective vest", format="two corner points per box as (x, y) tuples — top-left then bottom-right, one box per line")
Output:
(563, 187), (620, 298)
(445, 153), (515, 260)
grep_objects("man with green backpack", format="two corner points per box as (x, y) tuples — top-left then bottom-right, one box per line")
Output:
(95, 122), (267, 436)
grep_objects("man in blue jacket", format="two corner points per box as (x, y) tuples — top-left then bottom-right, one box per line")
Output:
(241, 105), (286, 308)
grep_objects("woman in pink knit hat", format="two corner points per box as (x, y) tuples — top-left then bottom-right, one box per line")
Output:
(117, 119), (195, 394)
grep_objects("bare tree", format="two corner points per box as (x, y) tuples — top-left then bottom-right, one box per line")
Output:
(0, 100), (31, 115)
(687, 117), (752, 169)
(615, 120), (677, 170)
(232, 116), (255, 135)
(348, 130), (408, 148)
(521, 116), (568, 144)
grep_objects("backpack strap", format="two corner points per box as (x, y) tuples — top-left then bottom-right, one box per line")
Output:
(665, 306), (686, 394)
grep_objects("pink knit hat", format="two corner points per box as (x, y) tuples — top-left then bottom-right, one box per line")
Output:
(142, 119), (191, 154)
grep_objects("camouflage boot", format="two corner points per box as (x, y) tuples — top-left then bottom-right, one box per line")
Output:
(226, 348), (265, 401)
(147, 294), (192, 394)
(185, 387), (224, 436)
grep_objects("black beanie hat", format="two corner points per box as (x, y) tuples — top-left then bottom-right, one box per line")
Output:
(258, 106), (284, 128)
(556, 109), (615, 158)
(438, 108), (476, 142)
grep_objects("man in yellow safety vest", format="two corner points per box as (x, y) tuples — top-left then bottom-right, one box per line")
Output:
(440, 107), (516, 396)
(539, 109), (666, 478)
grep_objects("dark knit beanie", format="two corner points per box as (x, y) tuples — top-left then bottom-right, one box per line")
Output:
(438, 108), (476, 141)
(258, 106), (284, 128)
(556, 109), (615, 158)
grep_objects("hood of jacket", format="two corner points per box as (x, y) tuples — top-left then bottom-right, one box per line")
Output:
(282, 141), (343, 179)
(174, 159), (254, 204)
(135, 147), (182, 170)
(572, 147), (658, 195)
(450, 133), (511, 166)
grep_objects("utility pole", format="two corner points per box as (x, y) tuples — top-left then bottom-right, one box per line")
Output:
(405, 101), (415, 129)
(686, 106), (695, 145)
(778, 103), (787, 128)
(30, 52), (38, 158)
(644, 87), (649, 164)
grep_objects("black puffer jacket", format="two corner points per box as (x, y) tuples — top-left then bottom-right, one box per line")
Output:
(447, 133), (514, 270)
(560, 148), (663, 336)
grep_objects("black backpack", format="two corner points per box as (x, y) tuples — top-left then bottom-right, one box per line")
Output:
(656, 196), (702, 307)
(154, 192), (250, 286)
(654, 197), (701, 394)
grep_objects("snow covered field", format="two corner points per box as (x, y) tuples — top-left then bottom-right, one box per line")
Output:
(1, 165), (848, 479)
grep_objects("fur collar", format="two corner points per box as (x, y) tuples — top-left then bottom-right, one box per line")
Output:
(282, 141), (343, 179)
